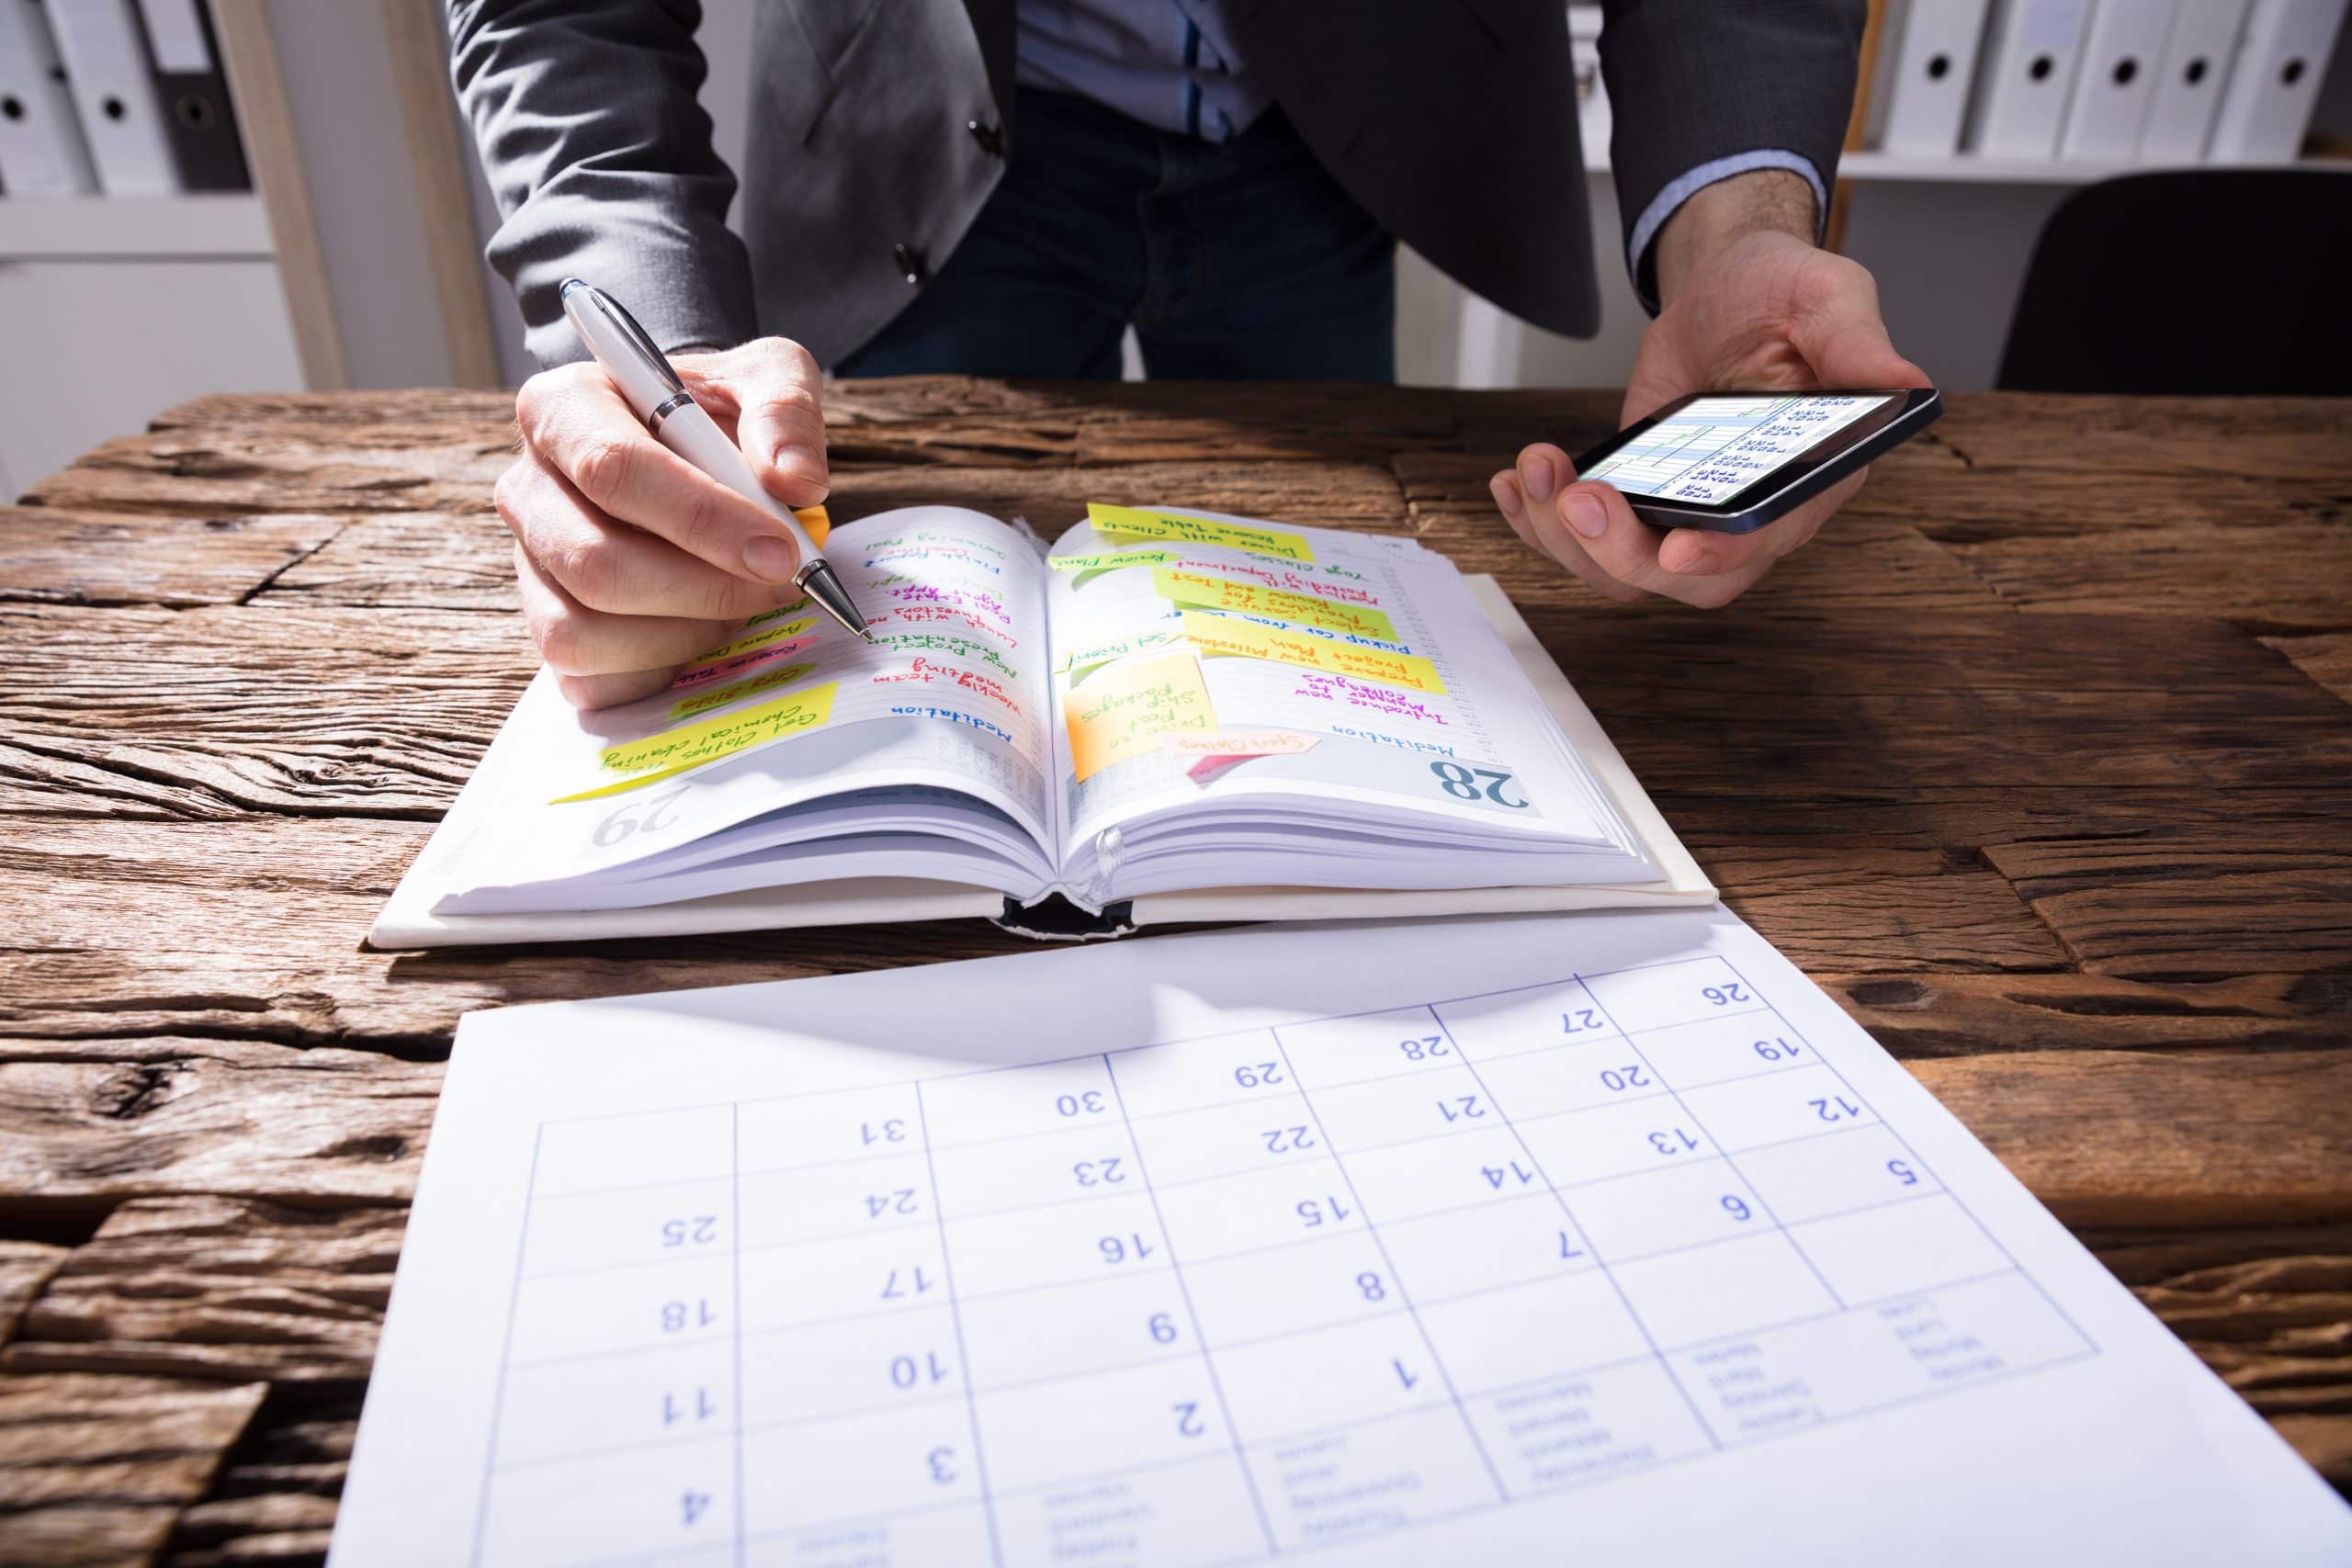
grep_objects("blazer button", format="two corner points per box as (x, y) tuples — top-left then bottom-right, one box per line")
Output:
(967, 118), (1003, 156)
(892, 243), (929, 286)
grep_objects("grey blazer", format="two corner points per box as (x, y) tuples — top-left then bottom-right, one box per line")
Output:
(449, 1), (1864, 370)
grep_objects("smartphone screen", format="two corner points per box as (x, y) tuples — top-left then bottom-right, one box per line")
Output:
(1579, 392), (1896, 507)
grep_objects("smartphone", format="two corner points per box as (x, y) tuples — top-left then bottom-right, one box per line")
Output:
(1570, 388), (1942, 535)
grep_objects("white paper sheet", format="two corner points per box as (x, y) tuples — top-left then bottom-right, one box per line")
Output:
(331, 909), (2352, 1567)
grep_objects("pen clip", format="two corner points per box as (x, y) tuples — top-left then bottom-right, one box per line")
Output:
(559, 278), (686, 398)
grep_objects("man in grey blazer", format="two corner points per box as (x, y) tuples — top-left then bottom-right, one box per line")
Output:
(453, 0), (1925, 708)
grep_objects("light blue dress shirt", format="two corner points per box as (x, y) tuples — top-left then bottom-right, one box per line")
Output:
(1014, 0), (1268, 144)
(1012, 2), (1830, 295)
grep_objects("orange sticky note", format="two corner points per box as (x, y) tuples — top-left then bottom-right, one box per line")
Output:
(1065, 649), (1216, 783)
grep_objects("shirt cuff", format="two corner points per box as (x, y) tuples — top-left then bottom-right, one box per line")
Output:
(1625, 150), (1829, 313)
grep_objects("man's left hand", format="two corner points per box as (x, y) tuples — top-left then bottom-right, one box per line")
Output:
(1491, 170), (1928, 607)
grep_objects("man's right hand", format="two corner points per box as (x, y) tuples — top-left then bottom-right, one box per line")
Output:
(498, 337), (831, 710)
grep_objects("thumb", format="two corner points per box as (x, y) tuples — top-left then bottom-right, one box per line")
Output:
(1792, 254), (1932, 389)
(689, 337), (831, 508)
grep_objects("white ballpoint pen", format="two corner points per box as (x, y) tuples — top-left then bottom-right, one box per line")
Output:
(558, 277), (875, 643)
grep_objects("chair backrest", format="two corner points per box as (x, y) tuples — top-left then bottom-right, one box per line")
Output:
(1996, 169), (2352, 395)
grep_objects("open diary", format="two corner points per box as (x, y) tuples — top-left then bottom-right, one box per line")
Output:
(372, 504), (1712, 947)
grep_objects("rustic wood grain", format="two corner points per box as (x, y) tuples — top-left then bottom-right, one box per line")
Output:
(160, 1395), (356, 1568)
(0, 604), (530, 819)
(0, 1247), (69, 1349)
(17, 433), (500, 521)
(5, 1201), (399, 1388)
(1924, 393), (2352, 480)
(1848, 464), (2352, 543)
(0, 1040), (439, 1215)
(1826, 970), (2352, 1056)
(830, 457), (1411, 532)
(1914, 1051), (2352, 1226)
(0, 1373), (263, 1567)
(1984, 829), (2352, 978)
(0, 812), (2089, 1050)
(0, 512), (343, 612)
(0, 817), (1040, 1047)
(2265, 634), (2352, 705)
(2086, 1222), (2352, 1485)
(248, 513), (517, 615)
(1947, 525), (2352, 631)
(2, 381), (2346, 1551)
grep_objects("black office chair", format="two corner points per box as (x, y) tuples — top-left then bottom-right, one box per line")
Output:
(1996, 169), (2352, 395)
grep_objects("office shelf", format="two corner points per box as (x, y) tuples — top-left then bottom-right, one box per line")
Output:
(0, 195), (273, 261)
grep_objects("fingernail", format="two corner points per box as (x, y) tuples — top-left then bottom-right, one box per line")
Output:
(772, 446), (829, 488)
(1521, 453), (1556, 503)
(1488, 473), (1522, 517)
(742, 534), (800, 582)
(1563, 491), (1607, 538)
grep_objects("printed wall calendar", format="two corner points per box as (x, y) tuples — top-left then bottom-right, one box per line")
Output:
(330, 910), (2352, 1566)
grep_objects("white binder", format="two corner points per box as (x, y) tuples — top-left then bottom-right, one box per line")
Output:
(1964, 0), (2094, 158)
(2136, 0), (2251, 161)
(1869, 0), (1996, 156)
(0, 0), (98, 193)
(2060, 0), (2177, 159)
(2207, 0), (2346, 163)
(45, 0), (175, 194)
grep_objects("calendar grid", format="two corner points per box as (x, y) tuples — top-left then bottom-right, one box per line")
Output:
(1260, 1018), (1516, 1502)
(643, 1330), (2106, 1568)
(1418, 1001), (1724, 1455)
(1713, 956), (2104, 1356)
(469, 1122), (543, 1568)
(729, 1105), (745, 1567)
(1571, 976), (1851, 1312)
(910, 1078), (1002, 1567)
(474, 953), (2102, 1567)
(1099, 1049), (1281, 1557)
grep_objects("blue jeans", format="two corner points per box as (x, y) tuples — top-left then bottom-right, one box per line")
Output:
(838, 88), (1396, 381)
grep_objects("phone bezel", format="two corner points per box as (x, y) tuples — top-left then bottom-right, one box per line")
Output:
(1569, 388), (1943, 535)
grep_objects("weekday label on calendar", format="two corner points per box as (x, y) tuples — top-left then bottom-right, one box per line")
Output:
(332, 911), (2352, 1567)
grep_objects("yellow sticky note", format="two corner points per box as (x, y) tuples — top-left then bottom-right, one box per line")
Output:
(1088, 503), (1315, 563)
(667, 660), (817, 720)
(1150, 568), (1396, 638)
(552, 682), (840, 802)
(795, 504), (831, 548)
(1178, 610), (1446, 694)
(1065, 649), (1216, 783)
(1047, 548), (1182, 573)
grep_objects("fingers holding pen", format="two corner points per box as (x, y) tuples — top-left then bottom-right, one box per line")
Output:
(514, 361), (804, 587)
(513, 542), (739, 709)
(494, 457), (795, 624)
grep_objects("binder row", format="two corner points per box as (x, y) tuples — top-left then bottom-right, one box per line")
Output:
(0, 0), (247, 197)
(1865, 0), (2344, 164)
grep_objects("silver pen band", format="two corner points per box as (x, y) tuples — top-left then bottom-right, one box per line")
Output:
(645, 389), (696, 433)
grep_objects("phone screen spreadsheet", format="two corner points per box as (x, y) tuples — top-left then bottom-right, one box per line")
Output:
(1581, 394), (1891, 505)
(330, 911), (2352, 1568)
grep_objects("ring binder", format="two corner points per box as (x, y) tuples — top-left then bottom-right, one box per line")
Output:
(135, 0), (248, 191)
(48, 0), (178, 194)
(0, 0), (99, 194)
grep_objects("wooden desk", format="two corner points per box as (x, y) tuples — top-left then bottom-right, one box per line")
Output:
(0, 382), (2346, 1562)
